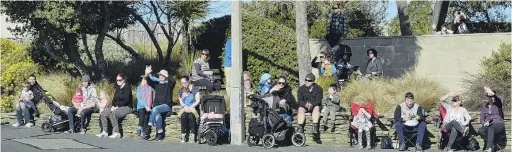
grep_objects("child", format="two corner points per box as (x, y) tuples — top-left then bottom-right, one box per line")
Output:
(321, 84), (340, 132)
(258, 73), (272, 95)
(72, 88), (83, 108)
(98, 91), (111, 115)
(320, 55), (337, 77)
(177, 87), (199, 118)
(352, 66), (363, 81)
(243, 71), (252, 107)
(351, 101), (377, 150)
(136, 77), (153, 139)
(19, 81), (36, 111)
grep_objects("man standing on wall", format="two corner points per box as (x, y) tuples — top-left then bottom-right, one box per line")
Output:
(224, 39), (232, 97)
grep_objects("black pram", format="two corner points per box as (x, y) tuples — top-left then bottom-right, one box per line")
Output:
(198, 95), (230, 146)
(40, 91), (80, 132)
(246, 94), (305, 148)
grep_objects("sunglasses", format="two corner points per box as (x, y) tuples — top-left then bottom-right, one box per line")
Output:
(116, 79), (123, 82)
(305, 79), (314, 82)
(202, 53), (209, 56)
(278, 82), (286, 85)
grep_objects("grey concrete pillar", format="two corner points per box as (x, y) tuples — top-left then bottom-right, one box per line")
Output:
(229, 0), (245, 145)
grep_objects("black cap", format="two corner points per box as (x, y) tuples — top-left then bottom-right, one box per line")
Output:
(405, 92), (414, 99)
(305, 73), (316, 81)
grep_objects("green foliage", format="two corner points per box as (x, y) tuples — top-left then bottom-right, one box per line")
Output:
(37, 72), (80, 107)
(242, 16), (299, 87)
(316, 76), (336, 94)
(1, 39), (40, 112)
(387, 1), (432, 36)
(342, 73), (445, 116)
(309, 18), (327, 39)
(463, 43), (511, 112)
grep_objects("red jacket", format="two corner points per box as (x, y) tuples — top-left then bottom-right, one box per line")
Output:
(351, 101), (378, 118)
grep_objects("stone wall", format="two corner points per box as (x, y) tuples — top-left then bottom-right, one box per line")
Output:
(309, 33), (512, 92)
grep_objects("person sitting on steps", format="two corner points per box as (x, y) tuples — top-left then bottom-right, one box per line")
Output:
(191, 49), (219, 93)
(135, 76), (153, 140)
(478, 86), (505, 152)
(296, 73), (323, 143)
(97, 73), (133, 139)
(394, 92), (426, 152)
(440, 92), (471, 152)
(321, 84), (340, 132)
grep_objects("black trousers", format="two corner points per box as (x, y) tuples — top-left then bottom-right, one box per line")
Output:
(181, 112), (197, 134)
(137, 109), (150, 134)
(478, 123), (505, 149)
(444, 120), (463, 148)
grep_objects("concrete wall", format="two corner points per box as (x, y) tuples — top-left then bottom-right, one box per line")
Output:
(310, 33), (511, 92)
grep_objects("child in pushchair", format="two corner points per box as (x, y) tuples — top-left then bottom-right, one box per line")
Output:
(40, 92), (80, 132)
(246, 94), (305, 148)
(198, 95), (230, 146)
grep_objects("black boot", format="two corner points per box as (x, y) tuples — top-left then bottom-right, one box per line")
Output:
(330, 122), (336, 132)
(297, 124), (305, 133)
(312, 123), (320, 134)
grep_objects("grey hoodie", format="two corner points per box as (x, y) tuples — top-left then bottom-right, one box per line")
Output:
(81, 83), (98, 107)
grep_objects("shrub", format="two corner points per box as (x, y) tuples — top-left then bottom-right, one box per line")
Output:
(309, 18), (327, 39)
(37, 72), (80, 107)
(341, 73), (445, 116)
(1, 39), (40, 112)
(316, 76), (336, 94)
(242, 16), (299, 87)
(463, 43), (511, 112)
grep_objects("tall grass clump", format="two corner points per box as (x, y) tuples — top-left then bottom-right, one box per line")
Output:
(341, 73), (445, 116)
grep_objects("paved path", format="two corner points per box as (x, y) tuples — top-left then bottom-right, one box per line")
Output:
(1, 125), (443, 152)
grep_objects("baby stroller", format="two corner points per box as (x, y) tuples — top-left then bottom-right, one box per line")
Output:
(198, 95), (230, 146)
(246, 94), (305, 148)
(40, 92), (80, 132)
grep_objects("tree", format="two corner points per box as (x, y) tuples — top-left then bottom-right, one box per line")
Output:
(397, 1), (413, 36)
(295, 1), (312, 85)
(1, 1), (135, 80)
(430, 1), (450, 34)
(167, 1), (208, 55)
(448, 1), (512, 33)
(388, 1), (432, 36)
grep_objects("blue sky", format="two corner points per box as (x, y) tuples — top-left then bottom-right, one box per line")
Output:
(202, 1), (510, 22)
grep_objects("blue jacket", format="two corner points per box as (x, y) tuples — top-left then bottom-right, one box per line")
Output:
(136, 84), (154, 110)
(224, 39), (232, 68)
(259, 81), (272, 95)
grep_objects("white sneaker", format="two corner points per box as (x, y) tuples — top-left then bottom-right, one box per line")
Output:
(25, 123), (34, 128)
(109, 132), (121, 138)
(96, 131), (108, 138)
(12, 123), (20, 127)
(180, 134), (186, 143)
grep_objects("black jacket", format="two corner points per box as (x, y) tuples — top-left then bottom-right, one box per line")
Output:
(271, 84), (297, 109)
(112, 84), (133, 108)
(150, 76), (176, 107)
(29, 82), (45, 104)
(393, 103), (425, 123)
(297, 84), (323, 108)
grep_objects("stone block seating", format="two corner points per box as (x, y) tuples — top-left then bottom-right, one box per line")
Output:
(2, 110), (510, 149)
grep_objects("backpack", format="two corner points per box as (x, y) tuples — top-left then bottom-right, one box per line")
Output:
(248, 118), (265, 138)
(467, 137), (480, 151)
(381, 136), (393, 149)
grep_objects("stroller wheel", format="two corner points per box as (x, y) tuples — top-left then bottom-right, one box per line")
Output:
(292, 133), (306, 147)
(205, 130), (217, 146)
(198, 134), (206, 144)
(247, 135), (259, 147)
(41, 122), (53, 132)
(262, 134), (275, 149)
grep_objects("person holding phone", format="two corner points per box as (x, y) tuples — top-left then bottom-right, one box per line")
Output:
(393, 92), (426, 152)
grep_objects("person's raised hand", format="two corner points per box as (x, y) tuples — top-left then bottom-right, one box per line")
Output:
(484, 86), (494, 96)
(145, 65), (152, 76)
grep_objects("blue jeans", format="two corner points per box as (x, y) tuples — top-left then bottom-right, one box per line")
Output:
(67, 107), (94, 130)
(395, 121), (426, 145)
(149, 104), (170, 133)
(15, 103), (33, 125)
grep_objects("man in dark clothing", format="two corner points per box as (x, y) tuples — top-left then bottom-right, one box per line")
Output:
(296, 73), (323, 143)
(144, 65), (176, 141)
(393, 92), (426, 152)
(365, 48), (383, 79)
(326, 6), (348, 47)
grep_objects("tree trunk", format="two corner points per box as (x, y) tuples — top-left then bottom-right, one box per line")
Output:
(295, 1), (312, 85)
(430, 1), (450, 34)
(93, 1), (112, 80)
(181, 24), (190, 56)
(397, 1), (413, 36)
(65, 33), (88, 76)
